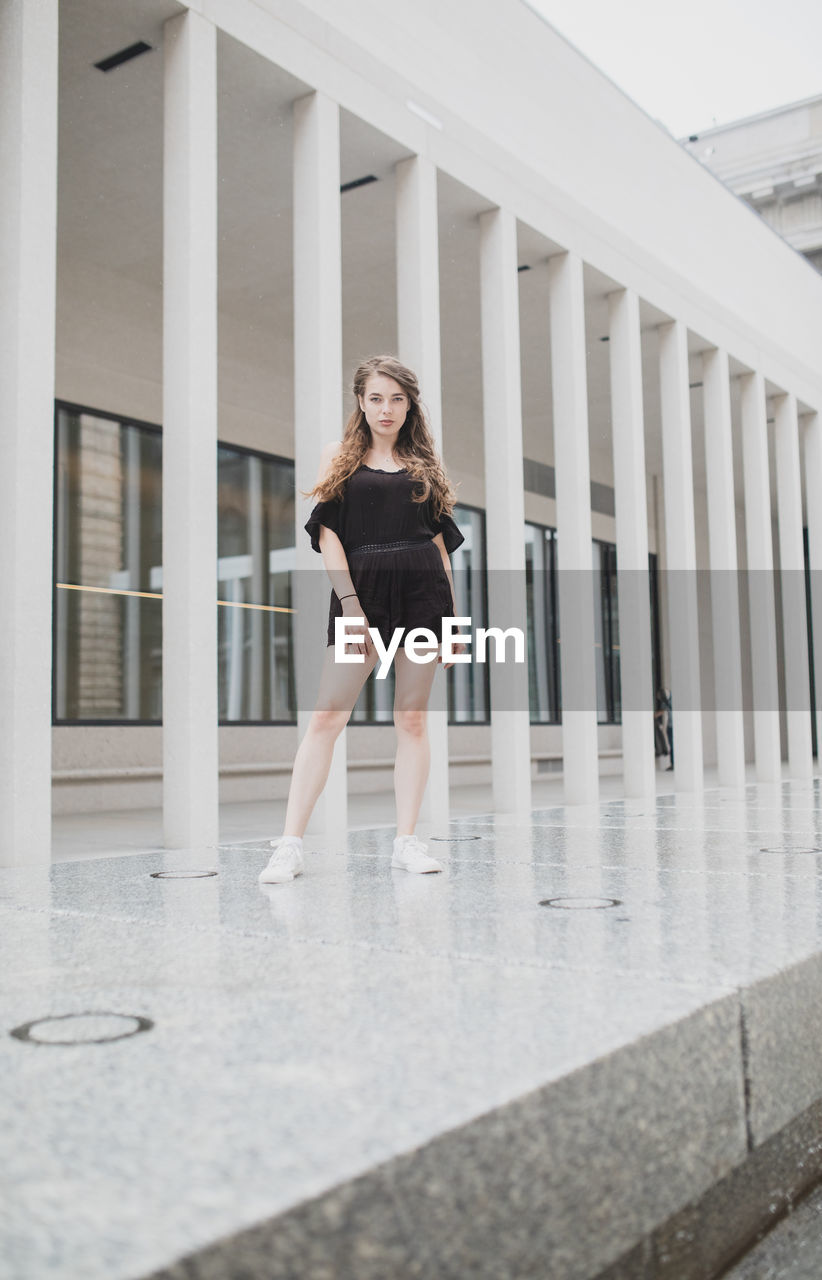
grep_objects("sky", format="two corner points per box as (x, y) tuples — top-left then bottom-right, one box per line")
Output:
(522, 0), (822, 137)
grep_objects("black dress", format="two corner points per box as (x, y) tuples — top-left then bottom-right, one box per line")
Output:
(304, 464), (465, 649)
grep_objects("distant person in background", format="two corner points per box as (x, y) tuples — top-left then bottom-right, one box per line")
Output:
(654, 694), (669, 761)
(655, 687), (673, 771)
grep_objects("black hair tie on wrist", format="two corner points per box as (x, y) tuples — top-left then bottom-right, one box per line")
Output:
(338, 592), (358, 601)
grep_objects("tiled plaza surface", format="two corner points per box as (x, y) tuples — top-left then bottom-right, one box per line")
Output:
(4, 780), (822, 1278)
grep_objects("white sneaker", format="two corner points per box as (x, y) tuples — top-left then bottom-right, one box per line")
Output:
(259, 837), (304, 884)
(391, 834), (443, 874)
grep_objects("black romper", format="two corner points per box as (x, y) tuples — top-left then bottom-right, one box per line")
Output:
(304, 465), (465, 649)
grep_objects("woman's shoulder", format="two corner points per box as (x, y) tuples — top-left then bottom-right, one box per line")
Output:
(320, 438), (343, 463)
(314, 439), (344, 487)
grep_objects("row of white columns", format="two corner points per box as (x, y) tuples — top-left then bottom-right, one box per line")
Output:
(2, 3), (820, 866)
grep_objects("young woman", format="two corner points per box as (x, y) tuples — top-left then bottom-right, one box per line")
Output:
(259, 355), (466, 885)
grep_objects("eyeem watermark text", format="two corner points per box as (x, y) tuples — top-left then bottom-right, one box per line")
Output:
(334, 616), (525, 679)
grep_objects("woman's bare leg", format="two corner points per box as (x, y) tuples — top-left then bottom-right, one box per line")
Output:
(392, 647), (440, 836)
(282, 644), (379, 837)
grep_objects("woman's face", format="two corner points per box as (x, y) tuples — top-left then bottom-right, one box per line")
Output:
(358, 373), (409, 445)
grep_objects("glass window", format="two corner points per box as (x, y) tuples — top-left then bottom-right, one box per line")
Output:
(649, 551), (662, 706)
(593, 542), (664, 726)
(54, 412), (666, 736)
(447, 505), (489, 724)
(54, 407), (163, 722)
(803, 529), (818, 757)
(525, 522), (560, 723)
(54, 404), (297, 724)
(594, 540), (621, 724)
(217, 446), (295, 722)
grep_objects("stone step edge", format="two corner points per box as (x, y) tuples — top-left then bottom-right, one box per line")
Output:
(138, 952), (822, 1280)
(595, 1092), (822, 1280)
(134, 957), (822, 1274)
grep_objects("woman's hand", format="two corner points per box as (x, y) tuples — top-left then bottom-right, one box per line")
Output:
(340, 595), (374, 657)
(439, 639), (470, 670)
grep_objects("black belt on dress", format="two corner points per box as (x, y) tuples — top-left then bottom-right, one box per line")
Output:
(347, 538), (432, 555)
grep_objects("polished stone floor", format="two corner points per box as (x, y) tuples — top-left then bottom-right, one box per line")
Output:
(4, 779), (822, 1278)
(50, 771), (660, 862)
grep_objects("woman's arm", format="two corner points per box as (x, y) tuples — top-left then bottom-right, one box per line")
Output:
(317, 524), (357, 607)
(314, 442), (372, 655)
(432, 532), (457, 613)
(432, 531), (468, 670)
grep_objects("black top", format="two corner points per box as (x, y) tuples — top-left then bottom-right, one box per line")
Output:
(305, 465), (465, 556)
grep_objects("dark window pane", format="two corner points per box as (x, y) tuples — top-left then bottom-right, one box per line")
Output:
(217, 447), (295, 722)
(54, 409), (162, 721)
(54, 406), (297, 724)
(525, 522), (559, 723)
(593, 539), (621, 725)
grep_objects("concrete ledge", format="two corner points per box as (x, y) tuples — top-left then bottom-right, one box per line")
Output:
(143, 996), (747, 1280)
(741, 950), (822, 1146)
(600, 1094), (822, 1279)
(133, 987), (822, 1280)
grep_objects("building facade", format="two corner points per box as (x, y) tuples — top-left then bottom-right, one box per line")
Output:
(3, 0), (822, 865)
(683, 93), (822, 274)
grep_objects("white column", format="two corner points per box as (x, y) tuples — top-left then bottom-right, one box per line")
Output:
(478, 208), (531, 818)
(773, 391), (813, 778)
(658, 320), (703, 791)
(162, 10), (219, 849)
(702, 347), (746, 788)
(396, 154), (449, 830)
(548, 251), (598, 805)
(0, 0), (58, 866)
(739, 371), (781, 782)
(803, 409), (822, 764)
(607, 288), (655, 799)
(396, 156), (442, 418)
(292, 90), (347, 838)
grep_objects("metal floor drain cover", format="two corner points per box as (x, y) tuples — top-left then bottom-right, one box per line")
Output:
(9, 1011), (154, 1046)
(150, 869), (218, 879)
(540, 896), (622, 910)
(759, 846), (822, 856)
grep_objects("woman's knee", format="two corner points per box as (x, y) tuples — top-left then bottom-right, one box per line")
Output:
(394, 707), (428, 738)
(309, 707), (349, 738)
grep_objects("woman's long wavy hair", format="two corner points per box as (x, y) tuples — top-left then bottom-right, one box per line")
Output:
(304, 355), (459, 520)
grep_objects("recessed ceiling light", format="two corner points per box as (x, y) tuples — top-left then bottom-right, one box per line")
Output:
(94, 41), (153, 72)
